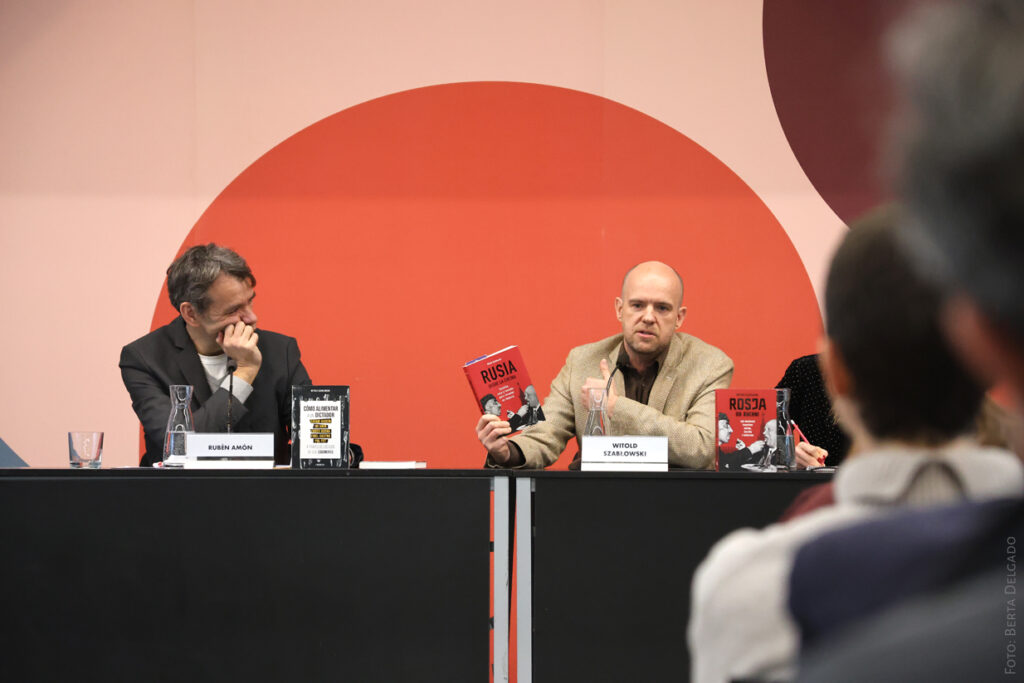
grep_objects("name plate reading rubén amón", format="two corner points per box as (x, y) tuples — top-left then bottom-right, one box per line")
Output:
(580, 435), (668, 472)
(184, 433), (275, 469)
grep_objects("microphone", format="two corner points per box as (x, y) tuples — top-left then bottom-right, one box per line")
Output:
(604, 364), (620, 395)
(226, 358), (238, 433)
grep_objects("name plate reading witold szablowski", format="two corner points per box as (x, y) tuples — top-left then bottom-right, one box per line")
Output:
(580, 435), (668, 472)
(291, 385), (350, 469)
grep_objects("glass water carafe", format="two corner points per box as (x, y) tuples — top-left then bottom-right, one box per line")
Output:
(776, 387), (795, 468)
(583, 387), (611, 436)
(163, 384), (195, 462)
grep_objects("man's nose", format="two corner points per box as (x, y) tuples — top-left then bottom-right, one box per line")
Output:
(240, 306), (258, 325)
(642, 305), (656, 321)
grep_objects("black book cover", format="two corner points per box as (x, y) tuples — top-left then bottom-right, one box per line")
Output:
(291, 385), (350, 469)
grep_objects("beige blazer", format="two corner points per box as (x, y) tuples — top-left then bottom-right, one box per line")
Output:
(503, 332), (733, 469)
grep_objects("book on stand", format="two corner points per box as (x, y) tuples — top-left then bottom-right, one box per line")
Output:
(464, 345), (545, 433)
(291, 385), (350, 469)
(714, 388), (794, 472)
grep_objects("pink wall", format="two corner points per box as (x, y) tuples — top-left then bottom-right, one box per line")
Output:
(0, 1), (850, 467)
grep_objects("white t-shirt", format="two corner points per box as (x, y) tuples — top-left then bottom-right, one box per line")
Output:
(197, 353), (254, 402)
(688, 444), (1024, 683)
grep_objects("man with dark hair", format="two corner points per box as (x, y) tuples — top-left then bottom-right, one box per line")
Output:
(767, 3), (1024, 680)
(687, 208), (1023, 683)
(821, 209), (986, 445)
(120, 244), (311, 466)
(475, 260), (733, 469)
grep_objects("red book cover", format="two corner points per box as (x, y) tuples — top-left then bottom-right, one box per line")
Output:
(715, 389), (791, 472)
(464, 346), (545, 433)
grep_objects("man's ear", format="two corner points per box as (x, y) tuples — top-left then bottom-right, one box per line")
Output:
(614, 297), (624, 322)
(818, 336), (852, 400)
(944, 294), (1024, 396)
(676, 306), (688, 329)
(179, 302), (199, 327)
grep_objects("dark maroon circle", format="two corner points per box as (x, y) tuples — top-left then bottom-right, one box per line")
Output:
(763, 1), (924, 223)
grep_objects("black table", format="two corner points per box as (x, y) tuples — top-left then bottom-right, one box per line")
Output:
(0, 467), (826, 682)
(0, 469), (494, 683)
(514, 471), (829, 683)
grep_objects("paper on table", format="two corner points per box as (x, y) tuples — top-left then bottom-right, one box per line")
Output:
(359, 461), (427, 470)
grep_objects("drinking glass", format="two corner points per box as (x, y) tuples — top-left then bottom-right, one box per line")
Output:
(69, 431), (104, 468)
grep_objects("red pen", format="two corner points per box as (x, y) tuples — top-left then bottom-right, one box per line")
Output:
(789, 419), (808, 443)
(790, 420), (826, 464)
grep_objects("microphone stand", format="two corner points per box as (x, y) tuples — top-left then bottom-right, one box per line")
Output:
(226, 358), (238, 433)
(604, 365), (619, 395)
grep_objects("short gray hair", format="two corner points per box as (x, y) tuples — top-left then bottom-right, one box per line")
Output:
(893, 0), (1024, 340)
(166, 244), (255, 313)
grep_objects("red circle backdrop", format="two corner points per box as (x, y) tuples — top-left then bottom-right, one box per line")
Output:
(150, 81), (822, 468)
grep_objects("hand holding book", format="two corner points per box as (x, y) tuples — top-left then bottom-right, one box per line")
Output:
(476, 414), (513, 464)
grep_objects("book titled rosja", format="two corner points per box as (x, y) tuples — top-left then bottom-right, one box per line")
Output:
(464, 345), (545, 433)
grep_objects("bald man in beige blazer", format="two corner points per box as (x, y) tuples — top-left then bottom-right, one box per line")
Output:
(478, 261), (733, 469)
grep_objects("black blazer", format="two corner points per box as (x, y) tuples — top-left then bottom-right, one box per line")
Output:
(119, 317), (311, 466)
(776, 354), (851, 466)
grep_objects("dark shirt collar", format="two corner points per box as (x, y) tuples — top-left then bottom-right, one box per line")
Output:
(615, 343), (670, 375)
(614, 342), (670, 406)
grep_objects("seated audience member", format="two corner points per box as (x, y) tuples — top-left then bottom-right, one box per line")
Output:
(686, 207), (1024, 683)
(790, 496), (1022, 683)
(780, 394), (1014, 523)
(477, 261), (733, 469)
(780, 354), (1012, 475)
(781, 1), (1024, 679)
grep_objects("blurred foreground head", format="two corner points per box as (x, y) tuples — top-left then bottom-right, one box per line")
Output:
(822, 206), (985, 446)
(893, 0), (1024, 392)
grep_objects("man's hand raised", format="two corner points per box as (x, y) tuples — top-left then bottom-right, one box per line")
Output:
(580, 358), (618, 415)
(218, 323), (262, 385)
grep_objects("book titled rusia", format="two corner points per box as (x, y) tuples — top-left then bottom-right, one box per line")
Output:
(714, 388), (794, 472)
(464, 345), (546, 433)
(290, 385), (350, 469)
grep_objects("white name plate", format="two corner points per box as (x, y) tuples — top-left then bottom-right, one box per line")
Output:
(185, 433), (275, 469)
(580, 435), (668, 472)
